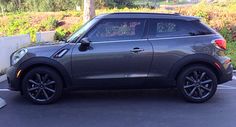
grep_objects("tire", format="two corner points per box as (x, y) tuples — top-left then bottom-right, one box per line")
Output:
(22, 67), (63, 104)
(177, 65), (217, 103)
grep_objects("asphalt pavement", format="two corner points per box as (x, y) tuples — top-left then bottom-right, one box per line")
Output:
(0, 76), (236, 127)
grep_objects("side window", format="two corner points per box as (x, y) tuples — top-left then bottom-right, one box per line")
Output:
(148, 19), (213, 38)
(188, 21), (214, 36)
(156, 22), (177, 33)
(87, 19), (145, 42)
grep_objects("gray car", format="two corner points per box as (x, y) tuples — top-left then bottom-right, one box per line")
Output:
(7, 13), (233, 104)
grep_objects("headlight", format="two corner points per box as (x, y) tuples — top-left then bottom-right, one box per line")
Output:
(11, 48), (28, 65)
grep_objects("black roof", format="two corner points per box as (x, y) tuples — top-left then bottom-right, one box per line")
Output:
(97, 12), (199, 21)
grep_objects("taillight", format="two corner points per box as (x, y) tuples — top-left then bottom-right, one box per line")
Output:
(212, 39), (227, 50)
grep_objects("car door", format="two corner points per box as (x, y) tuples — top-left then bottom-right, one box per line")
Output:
(71, 18), (153, 89)
(147, 19), (212, 86)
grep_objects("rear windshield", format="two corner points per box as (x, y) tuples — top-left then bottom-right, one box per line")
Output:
(148, 19), (214, 38)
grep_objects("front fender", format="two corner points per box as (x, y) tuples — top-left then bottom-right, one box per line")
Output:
(18, 57), (72, 88)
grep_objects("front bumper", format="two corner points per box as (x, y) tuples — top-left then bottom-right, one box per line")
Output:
(7, 66), (21, 91)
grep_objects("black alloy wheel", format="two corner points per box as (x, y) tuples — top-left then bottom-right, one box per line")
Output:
(177, 65), (217, 103)
(22, 67), (63, 104)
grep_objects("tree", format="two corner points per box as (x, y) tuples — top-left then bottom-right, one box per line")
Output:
(16, 0), (21, 9)
(173, 0), (178, 4)
(0, 0), (10, 15)
(83, 0), (95, 23)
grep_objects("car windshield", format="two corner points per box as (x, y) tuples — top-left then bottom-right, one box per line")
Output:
(67, 18), (99, 43)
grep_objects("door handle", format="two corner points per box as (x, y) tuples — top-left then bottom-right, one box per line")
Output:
(130, 47), (144, 53)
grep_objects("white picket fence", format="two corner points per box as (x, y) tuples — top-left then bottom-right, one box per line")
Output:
(0, 31), (56, 72)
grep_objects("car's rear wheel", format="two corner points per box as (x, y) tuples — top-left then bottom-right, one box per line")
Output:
(22, 67), (63, 104)
(177, 65), (217, 103)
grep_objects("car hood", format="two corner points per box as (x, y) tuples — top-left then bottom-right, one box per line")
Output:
(26, 41), (68, 57)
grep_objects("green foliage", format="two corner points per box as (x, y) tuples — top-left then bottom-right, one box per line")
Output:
(55, 27), (67, 40)
(63, 11), (82, 17)
(106, 0), (135, 8)
(0, 0), (81, 12)
(25, 27), (38, 42)
(0, 0), (144, 12)
(55, 23), (82, 40)
(0, 15), (30, 36)
(195, 10), (208, 21)
(40, 17), (58, 30)
(226, 42), (236, 69)
(69, 23), (83, 33)
(0, 14), (38, 41)
(219, 27), (233, 42)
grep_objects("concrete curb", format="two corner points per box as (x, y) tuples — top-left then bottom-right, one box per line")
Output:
(0, 74), (7, 83)
(0, 98), (6, 109)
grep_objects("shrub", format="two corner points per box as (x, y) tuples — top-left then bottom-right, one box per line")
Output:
(68, 23), (83, 33)
(55, 27), (67, 40)
(226, 42), (236, 69)
(39, 17), (58, 31)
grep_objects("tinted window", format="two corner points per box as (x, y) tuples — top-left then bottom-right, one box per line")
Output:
(189, 21), (214, 36)
(67, 18), (99, 43)
(148, 19), (213, 38)
(87, 19), (145, 42)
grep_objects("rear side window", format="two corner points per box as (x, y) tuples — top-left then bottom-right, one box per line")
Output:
(87, 19), (145, 42)
(148, 19), (213, 38)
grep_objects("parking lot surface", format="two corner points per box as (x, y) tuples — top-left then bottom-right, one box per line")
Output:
(0, 75), (236, 127)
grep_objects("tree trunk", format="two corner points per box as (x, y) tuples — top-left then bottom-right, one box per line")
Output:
(18, 0), (21, 8)
(173, 0), (177, 4)
(83, 0), (95, 23)
(166, 0), (169, 3)
(1, 6), (4, 16)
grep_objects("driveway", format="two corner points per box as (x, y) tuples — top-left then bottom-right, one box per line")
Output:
(0, 75), (236, 127)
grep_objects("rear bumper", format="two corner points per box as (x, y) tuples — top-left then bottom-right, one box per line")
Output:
(218, 63), (233, 84)
(6, 66), (21, 91)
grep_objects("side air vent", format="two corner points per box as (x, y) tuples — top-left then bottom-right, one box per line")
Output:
(54, 49), (69, 58)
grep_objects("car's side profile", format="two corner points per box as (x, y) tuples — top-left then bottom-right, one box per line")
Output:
(7, 13), (233, 104)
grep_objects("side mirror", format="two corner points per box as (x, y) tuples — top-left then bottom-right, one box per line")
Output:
(79, 37), (91, 51)
(80, 38), (91, 47)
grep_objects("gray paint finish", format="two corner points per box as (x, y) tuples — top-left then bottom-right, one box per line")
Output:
(71, 39), (153, 87)
(148, 34), (220, 78)
(7, 13), (233, 91)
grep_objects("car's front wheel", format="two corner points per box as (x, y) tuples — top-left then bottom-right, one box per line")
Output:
(22, 67), (63, 104)
(177, 65), (217, 103)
